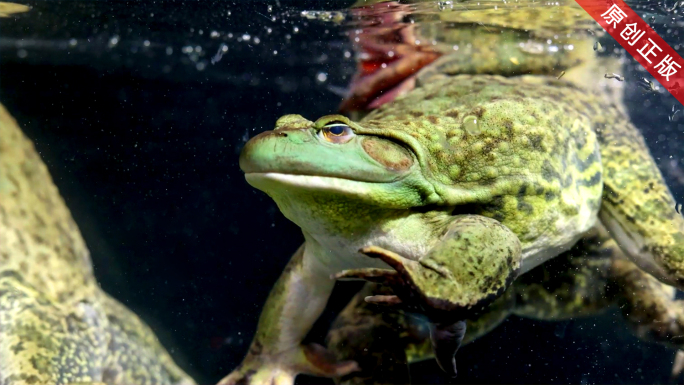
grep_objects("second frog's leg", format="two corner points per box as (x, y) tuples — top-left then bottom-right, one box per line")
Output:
(334, 214), (522, 376)
(594, 106), (684, 289)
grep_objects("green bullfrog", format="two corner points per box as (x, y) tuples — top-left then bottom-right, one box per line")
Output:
(223, 3), (684, 381)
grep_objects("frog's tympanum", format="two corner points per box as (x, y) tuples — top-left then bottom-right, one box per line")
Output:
(224, 2), (684, 384)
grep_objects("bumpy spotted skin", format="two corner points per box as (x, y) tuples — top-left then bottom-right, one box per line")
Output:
(228, 0), (684, 382)
(328, 226), (684, 384)
(596, 108), (684, 288)
(0, 104), (193, 385)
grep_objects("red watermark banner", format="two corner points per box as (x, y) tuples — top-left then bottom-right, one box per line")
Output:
(574, 0), (684, 105)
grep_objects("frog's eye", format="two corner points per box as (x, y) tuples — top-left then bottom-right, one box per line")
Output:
(320, 122), (355, 144)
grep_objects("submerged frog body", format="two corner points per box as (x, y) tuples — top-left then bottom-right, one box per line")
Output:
(225, 67), (684, 383)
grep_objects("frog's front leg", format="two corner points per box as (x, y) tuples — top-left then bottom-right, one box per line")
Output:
(220, 244), (358, 385)
(334, 215), (522, 376)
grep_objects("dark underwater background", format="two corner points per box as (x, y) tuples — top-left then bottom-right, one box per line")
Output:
(1, 1), (684, 383)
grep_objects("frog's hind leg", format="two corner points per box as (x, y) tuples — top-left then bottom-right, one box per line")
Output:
(326, 282), (516, 385)
(512, 226), (614, 321)
(596, 108), (684, 288)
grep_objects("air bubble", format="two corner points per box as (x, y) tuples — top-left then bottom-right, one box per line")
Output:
(316, 72), (328, 82)
(463, 115), (481, 135)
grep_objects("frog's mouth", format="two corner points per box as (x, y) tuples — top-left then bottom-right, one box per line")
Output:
(338, 2), (441, 113)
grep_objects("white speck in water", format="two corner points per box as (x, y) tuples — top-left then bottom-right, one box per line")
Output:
(293, 26), (299, 33)
(242, 33), (251, 41)
(267, 28), (272, 34)
(221, 45), (228, 52)
(227, 33), (233, 39)
(17, 49), (27, 58)
(194, 45), (202, 53)
(199, 29), (204, 35)
(69, 38), (78, 47)
(273, 50), (278, 55)
(143, 40), (150, 47)
(227, 10), (231, 16)
(196, 62), (206, 71)
(285, 34), (291, 40)
(381, 63), (387, 68)
(316, 72), (328, 82)
(344, 50), (351, 58)
(271, 16), (276, 22)
(210, 31), (220, 38)
(182, 46), (193, 54)
(415, 39), (421, 45)
(388, 50), (395, 57)
(166, 47), (173, 55)
(268, 5), (273, 12)
(354, 36), (360, 42)
(109, 35), (119, 46)
(253, 37), (261, 44)
(453, 45), (459, 50)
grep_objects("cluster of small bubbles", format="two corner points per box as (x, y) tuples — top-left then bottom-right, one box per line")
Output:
(210, 31), (220, 38)
(438, 1), (454, 11)
(316, 72), (328, 82)
(109, 35), (119, 46)
(69, 38), (78, 47)
(17, 49), (27, 58)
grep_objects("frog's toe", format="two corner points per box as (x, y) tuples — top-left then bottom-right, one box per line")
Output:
(430, 321), (467, 377)
(332, 267), (399, 283)
(359, 245), (414, 273)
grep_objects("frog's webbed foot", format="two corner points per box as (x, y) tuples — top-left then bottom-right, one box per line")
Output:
(334, 215), (522, 376)
(218, 343), (358, 385)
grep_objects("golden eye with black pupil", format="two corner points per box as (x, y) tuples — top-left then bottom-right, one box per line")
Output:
(320, 122), (355, 143)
